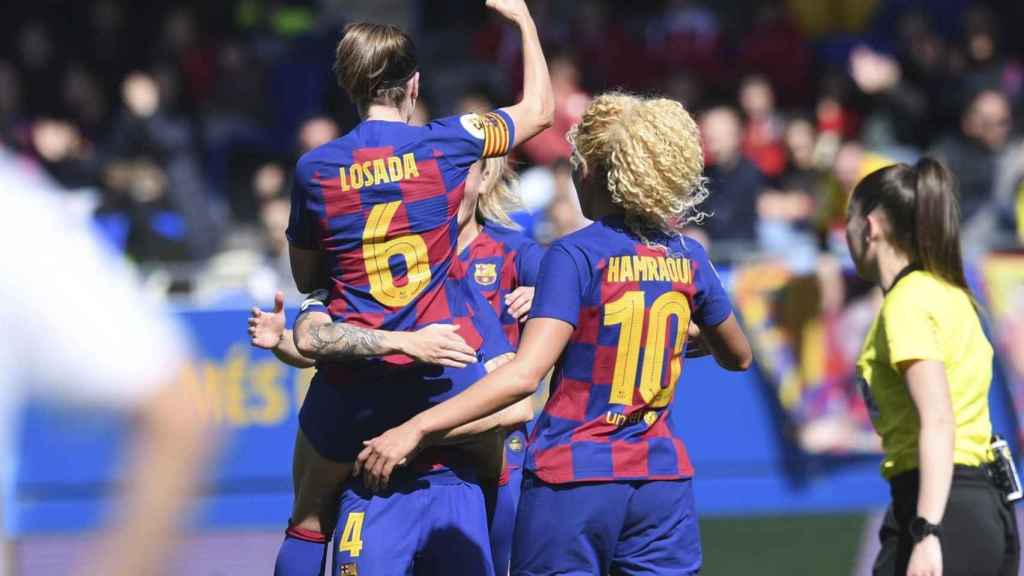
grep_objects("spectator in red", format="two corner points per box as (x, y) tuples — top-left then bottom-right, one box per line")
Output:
(650, 0), (723, 88)
(739, 75), (787, 179)
(519, 53), (589, 166)
(737, 0), (812, 105)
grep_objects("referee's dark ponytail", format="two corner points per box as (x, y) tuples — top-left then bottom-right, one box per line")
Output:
(851, 157), (969, 293)
(913, 157), (969, 292)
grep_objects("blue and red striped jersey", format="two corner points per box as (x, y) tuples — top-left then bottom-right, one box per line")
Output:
(459, 222), (546, 347)
(524, 216), (733, 484)
(286, 112), (515, 353)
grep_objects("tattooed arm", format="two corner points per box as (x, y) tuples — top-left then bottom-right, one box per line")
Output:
(293, 311), (480, 367)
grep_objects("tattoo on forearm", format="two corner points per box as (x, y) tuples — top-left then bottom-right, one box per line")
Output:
(298, 316), (387, 359)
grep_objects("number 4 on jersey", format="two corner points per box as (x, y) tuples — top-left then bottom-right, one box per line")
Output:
(338, 511), (365, 557)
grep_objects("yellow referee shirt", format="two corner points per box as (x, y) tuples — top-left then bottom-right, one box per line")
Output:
(857, 270), (994, 478)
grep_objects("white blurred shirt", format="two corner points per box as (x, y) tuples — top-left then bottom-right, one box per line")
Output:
(0, 154), (188, 574)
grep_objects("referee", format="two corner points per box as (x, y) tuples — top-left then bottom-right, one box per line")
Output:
(847, 157), (1019, 576)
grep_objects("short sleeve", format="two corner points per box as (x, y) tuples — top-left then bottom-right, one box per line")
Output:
(286, 162), (319, 250)
(530, 244), (587, 328)
(882, 290), (944, 366)
(514, 239), (546, 286)
(688, 238), (733, 327)
(423, 109), (516, 169)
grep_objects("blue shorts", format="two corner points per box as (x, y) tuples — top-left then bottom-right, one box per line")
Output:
(333, 468), (495, 576)
(490, 429), (527, 575)
(297, 286), (512, 464)
(300, 359), (497, 463)
(511, 474), (702, 576)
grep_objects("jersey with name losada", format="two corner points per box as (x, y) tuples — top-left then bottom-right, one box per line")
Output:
(286, 112), (515, 361)
(459, 222), (546, 348)
(525, 216), (733, 484)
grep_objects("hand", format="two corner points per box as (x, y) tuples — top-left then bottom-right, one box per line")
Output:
(398, 324), (478, 368)
(505, 286), (535, 320)
(685, 322), (711, 358)
(850, 45), (901, 94)
(355, 422), (425, 492)
(485, 0), (530, 23)
(248, 291), (286, 349)
(484, 352), (515, 373)
(906, 536), (942, 576)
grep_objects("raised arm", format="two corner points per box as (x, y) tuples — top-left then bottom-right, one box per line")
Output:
(487, 0), (555, 146)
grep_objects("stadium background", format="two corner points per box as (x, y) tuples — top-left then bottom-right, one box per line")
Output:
(6, 0), (1024, 573)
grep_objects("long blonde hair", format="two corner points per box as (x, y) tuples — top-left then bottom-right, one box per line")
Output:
(567, 92), (708, 235)
(475, 156), (521, 229)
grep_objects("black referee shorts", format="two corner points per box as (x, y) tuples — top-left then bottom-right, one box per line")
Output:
(874, 465), (1019, 576)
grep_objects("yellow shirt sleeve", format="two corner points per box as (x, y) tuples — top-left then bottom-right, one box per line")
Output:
(881, 286), (944, 367)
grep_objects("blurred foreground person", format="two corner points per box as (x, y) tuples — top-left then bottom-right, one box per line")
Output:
(848, 158), (1019, 576)
(0, 151), (215, 576)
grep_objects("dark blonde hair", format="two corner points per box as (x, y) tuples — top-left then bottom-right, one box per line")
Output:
(476, 157), (521, 229)
(567, 92), (708, 235)
(334, 23), (417, 116)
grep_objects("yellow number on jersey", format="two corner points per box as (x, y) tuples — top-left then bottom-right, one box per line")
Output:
(362, 201), (431, 308)
(338, 511), (365, 557)
(603, 291), (692, 408)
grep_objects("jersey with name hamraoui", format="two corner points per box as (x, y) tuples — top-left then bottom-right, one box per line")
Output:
(286, 112), (515, 356)
(525, 216), (733, 484)
(459, 222), (546, 347)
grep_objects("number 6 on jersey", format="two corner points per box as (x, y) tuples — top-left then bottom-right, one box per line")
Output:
(362, 201), (432, 308)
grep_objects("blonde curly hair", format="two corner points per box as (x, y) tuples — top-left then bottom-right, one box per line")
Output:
(567, 92), (708, 235)
(475, 156), (522, 229)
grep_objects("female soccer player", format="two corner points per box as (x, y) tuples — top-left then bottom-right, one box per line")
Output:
(846, 159), (1019, 576)
(250, 155), (544, 576)
(356, 92), (753, 575)
(277, 0), (553, 573)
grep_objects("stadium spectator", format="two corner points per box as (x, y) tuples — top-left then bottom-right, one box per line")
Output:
(929, 89), (1015, 227)
(850, 46), (929, 151)
(699, 105), (766, 258)
(103, 72), (222, 261)
(519, 52), (589, 166)
(739, 74), (787, 178)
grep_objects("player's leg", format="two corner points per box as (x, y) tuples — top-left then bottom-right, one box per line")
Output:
(490, 430), (526, 575)
(511, 475), (629, 576)
(276, 371), (358, 576)
(275, 429), (352, 576)
(413, 471), (496, 576)
(610, 478), (702, 576)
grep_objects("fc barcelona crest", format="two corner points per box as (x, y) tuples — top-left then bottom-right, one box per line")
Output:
(474, 263), (497, 286)
(507, 434), (524, 453)
(339, 563), (359, 576)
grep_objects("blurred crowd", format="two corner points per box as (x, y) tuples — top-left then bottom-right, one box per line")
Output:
(3, 0), (1024, 304)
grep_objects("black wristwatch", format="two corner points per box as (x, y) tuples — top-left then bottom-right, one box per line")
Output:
(908, 516), (942, 543)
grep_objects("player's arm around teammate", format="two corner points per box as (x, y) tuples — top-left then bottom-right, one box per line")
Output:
(848, 159), (1019, 576)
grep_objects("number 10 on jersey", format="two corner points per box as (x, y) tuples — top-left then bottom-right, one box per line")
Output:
(603, 291), (691, 408)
